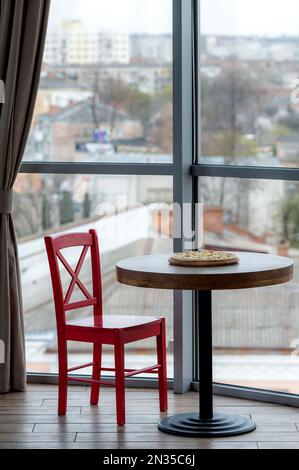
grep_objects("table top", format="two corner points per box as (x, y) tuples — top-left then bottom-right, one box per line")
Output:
(116, 252), (294, 291)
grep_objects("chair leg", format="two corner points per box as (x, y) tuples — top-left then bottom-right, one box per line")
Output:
(156, 318), (168, 412)
(115, 336), (125, 426)
(90, 343), (102, 405)
(58, 338), (68, 415)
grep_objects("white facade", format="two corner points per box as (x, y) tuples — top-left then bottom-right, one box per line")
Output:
(204, 36), (299, 62)
(130, 34), (172, 63)
(44, 21), (130, 65)
(97, 64), (171, 94)
(40, 87), (92, 109)
(98, 32), (130, 64)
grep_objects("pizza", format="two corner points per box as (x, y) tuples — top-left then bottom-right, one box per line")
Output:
(168, 250), (239, 267)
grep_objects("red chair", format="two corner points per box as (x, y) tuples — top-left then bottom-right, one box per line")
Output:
(44, 229), (168, 425)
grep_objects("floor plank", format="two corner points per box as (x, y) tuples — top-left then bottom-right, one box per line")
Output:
(0, 414), (164, 424)
(258, 442), (299, 449)
(0, 432), (76, 443)
(0, 442), (120, 449)
(75, 432), (213, 443)
(0, 399), (43, 407)
(120, 442), (259, 449)
(0, 424), (34, 433)
(34, 423), (166, 433)
(25, 384), (87, 392)
(252, 414), (299, 423)
(211, 433), (299, 442)
(0, 407), (81, 415)
(214, 406), (299, 415)
(33, 422), (296, 433)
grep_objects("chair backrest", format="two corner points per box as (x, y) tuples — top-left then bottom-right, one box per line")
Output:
(44, 229), (103, 329)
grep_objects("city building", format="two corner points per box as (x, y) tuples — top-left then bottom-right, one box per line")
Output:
(44, 20), (130, 65)
(203, 35), (299, 62)
(276, 135), (299, 163)
(130, 33), (172, 63)
(34, 77), (93, 116)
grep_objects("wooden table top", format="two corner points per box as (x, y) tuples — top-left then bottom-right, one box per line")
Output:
(116, 252), (294, 291)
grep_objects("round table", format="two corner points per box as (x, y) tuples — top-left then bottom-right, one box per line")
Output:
(116, 251), (294, 437)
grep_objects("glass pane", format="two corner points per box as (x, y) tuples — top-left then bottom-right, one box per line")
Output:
(24, 0), (172, 164)
(202, 176), (299, 393)
(15, 173), (173, 377)
(201, 0), (299, 168)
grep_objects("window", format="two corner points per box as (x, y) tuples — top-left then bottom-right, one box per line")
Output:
(25, 0), (173, 164)
(201, 0), (299, 168)
(21, 0), (174, 380)
(22, 0), (299, 402)
(16, 173), (173, 376)
(196, 0), (299, 399)
(202, 177), (299, 393)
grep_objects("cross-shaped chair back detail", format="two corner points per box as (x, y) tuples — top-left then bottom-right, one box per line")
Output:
(44, 229), (103, 327)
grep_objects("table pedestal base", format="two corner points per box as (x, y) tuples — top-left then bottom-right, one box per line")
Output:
(158, 291), (256, 438)
(159, 412), (256, 437)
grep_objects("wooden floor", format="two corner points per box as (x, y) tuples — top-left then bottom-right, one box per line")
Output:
(0, 384), (299, 449)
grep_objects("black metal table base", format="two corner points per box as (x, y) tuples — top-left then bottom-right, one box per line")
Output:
(158, 291), (256, 438)
(159, 412), (256, 437)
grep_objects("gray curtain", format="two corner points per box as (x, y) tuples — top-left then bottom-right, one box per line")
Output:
(0, 0), (50, 392)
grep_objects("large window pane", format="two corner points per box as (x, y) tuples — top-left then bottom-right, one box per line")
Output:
(15, 173), (173, 377)
(202, 176), (299, 393)
(201, 0), (299, 168)
(25, 0), (172, 164)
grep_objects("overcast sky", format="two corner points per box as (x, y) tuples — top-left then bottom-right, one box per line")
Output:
(49, 0), (299, 36)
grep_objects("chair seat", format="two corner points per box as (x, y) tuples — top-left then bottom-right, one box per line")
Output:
(66, 314), (160, 330)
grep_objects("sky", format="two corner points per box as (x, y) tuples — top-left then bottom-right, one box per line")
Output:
(48, 0), (172, 33)
(202, 0), (299, 36)
(49, 0), (299, 36)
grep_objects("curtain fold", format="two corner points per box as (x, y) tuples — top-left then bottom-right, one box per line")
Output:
(0, 0), (50, 392)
